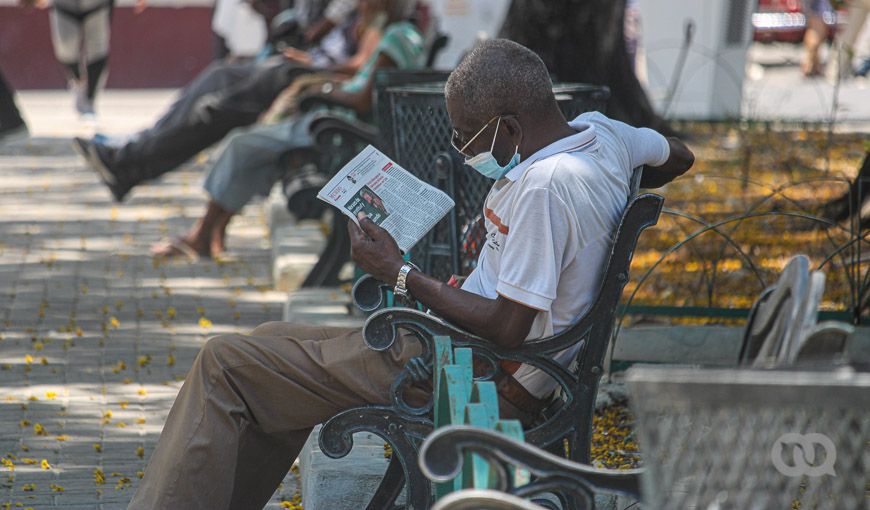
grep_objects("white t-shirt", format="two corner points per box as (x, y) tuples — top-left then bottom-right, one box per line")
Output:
(460, 111), (670, 397)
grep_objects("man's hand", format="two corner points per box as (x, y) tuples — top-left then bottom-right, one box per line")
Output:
(348, 213), (405, 285)
(282, 47), (313, 66)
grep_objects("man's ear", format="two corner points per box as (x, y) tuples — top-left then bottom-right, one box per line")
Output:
(503, 116), (523, 146)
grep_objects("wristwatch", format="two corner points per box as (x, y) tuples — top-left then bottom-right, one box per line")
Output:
(394, 262), (419, 299)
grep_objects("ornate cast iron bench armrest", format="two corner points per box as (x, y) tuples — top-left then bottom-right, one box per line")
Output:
(420, 425), (642, 508)
(297, 92), (358, 114)
(309, 112), (381, 151)
(362, 307), (588, 418)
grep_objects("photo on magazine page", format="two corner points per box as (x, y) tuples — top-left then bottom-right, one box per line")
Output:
(344, 185), (389, 225)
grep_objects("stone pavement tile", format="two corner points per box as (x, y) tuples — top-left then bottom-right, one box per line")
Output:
(0, 138), (300, 506)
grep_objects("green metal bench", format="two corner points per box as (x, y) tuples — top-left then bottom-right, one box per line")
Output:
(429, 335), (532, 505)
(319, 192), (663, 510)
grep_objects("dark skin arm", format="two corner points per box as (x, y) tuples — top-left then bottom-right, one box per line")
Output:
(302, 52), (397, 114)
(639, 137), (695, 189)
(348, 214), (539, 349)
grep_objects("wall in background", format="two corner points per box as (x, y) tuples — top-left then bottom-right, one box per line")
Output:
(0, 5), (214, 89)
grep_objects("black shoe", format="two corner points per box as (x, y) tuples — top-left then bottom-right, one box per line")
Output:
(73, 137), (133, 202)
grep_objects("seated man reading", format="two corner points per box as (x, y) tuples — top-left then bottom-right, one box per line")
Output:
(127, 39), (694, 509)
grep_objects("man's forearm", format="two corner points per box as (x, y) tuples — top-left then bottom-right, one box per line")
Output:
(347, 216), (537, 349)
(640, 137), (695, 188)
(405, 270), (533, 349)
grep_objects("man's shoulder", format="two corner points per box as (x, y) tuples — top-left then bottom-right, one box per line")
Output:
(522, 150), (598, 190)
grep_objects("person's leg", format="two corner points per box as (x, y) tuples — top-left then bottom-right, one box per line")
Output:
(49, 6), (84, 86)
(803, 12), (827, 77)
(832, 2), (869, 78)
(75, 60), (311, 201)
(149, 60), (258, 134)
(150, 118), (312, 258)
(109, 61), (308, 181)
(127, 323), (422, 509)
(0, 67), (27, 134)
(208, 202), (234, 255)
(206, 59), (312, 122)
(78, 4), (110, 113)
(149, 199), (234, 259)
(205, 120), (311, 211)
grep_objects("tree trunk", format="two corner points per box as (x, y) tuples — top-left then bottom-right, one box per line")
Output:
(499, 0), (672, 133)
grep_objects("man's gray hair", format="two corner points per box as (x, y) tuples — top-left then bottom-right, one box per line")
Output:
(445, 39), (555, 123)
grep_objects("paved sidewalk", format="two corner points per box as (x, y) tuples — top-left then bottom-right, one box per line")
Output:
(0, 128), (301, 507)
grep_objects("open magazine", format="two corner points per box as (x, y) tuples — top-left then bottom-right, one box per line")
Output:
(317, 145), (455, 253)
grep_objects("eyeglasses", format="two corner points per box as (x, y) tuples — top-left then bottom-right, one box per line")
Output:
(451, 116), (500, 158)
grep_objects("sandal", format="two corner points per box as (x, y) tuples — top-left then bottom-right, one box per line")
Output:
(150, 237), (210, 262)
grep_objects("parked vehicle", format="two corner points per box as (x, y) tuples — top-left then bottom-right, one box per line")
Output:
(753, 0), (846, 43)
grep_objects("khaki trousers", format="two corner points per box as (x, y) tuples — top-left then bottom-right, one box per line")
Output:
(127, 322), (422, 510)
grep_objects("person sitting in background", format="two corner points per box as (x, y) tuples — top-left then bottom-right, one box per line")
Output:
(72, 0), (368, 202)
(125, 39), (693, 509)
(150, 0), (423, 260)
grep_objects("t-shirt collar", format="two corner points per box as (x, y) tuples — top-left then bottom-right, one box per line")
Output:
(502, 117), (597, 182)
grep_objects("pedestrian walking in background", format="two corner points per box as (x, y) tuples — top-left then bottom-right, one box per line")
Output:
(20, 0), (146, 121)
(0, 66), (29, 144)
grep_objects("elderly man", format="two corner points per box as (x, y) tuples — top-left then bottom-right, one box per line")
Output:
(127, 39), (693, 509)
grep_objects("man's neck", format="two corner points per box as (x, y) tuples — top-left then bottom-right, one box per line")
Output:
(520, 117), (580, 160)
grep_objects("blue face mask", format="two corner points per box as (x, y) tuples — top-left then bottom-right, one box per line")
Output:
(466, 148), (520, 180)
(461, 117), (521, 180)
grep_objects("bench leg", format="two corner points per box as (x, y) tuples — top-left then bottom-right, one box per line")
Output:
(319, 406), (434, 509)
(365, 455), (405, 510)
(302, 213), (350, 287)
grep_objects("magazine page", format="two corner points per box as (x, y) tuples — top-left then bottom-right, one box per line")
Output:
(317, 145), (455, 253)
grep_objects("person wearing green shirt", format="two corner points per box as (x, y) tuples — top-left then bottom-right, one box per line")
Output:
(149, 16), (424, 261)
